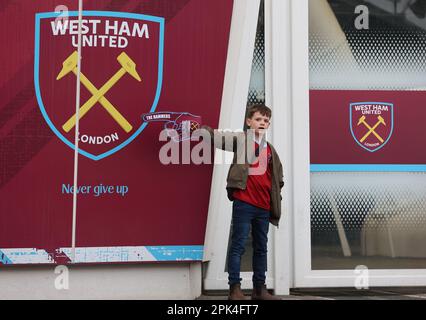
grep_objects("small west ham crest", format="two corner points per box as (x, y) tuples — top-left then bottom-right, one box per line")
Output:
(350, 102), (394, 152)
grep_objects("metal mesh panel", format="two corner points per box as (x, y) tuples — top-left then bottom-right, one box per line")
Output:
(310, 29), (426, 90)
(247, 0), (265, 104)
(310, 1), (426, 90)
(311, 172), (426, 269)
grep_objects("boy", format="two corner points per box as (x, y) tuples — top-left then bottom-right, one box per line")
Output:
(202, 104), (284, 300)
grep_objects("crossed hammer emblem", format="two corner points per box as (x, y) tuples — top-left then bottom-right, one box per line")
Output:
(357, 115), (386, 143)
(57, 51), (142, 133)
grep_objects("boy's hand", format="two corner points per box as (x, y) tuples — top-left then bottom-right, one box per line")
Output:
(142, 111), (202, 142)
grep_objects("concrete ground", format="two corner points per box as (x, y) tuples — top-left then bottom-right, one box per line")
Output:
(199, 287), (426, 300)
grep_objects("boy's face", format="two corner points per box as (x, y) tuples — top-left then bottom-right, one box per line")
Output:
(246, 111), (271, 135)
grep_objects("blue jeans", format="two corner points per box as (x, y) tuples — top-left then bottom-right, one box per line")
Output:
(228, 199), (270, 286)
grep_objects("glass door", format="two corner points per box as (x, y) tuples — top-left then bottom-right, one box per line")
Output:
(295, 0), (426, 287)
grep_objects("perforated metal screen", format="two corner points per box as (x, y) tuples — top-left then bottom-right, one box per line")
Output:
(310, 1), (426, 90)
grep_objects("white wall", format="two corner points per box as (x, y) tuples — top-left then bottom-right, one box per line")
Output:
(0, 263), (202, 300)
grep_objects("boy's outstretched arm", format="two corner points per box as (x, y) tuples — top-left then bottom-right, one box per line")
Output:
(201, 125), (244, 153)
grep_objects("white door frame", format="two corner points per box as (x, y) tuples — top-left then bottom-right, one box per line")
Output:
(264, 0), (296, 294)
(202, 0), (276, 292)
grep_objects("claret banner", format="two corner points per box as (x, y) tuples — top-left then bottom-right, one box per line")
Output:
(310, 90), (426, 171)
(0, 0), (233, 265)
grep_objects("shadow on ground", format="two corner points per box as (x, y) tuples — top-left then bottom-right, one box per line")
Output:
(199, 287), (426, 300)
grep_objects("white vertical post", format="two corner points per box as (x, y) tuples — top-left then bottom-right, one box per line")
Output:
(267, 0), (310, 293)
(291, 0), (312, 287)
(72, 0), (84, 263)
(266, 0), (293, 295)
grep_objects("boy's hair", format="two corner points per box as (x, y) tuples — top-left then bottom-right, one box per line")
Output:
(246, 104), (272, 119)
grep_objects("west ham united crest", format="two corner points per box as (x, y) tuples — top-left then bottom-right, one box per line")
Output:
(350, 102), (394, 152)
(34, 11), (164, 160)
